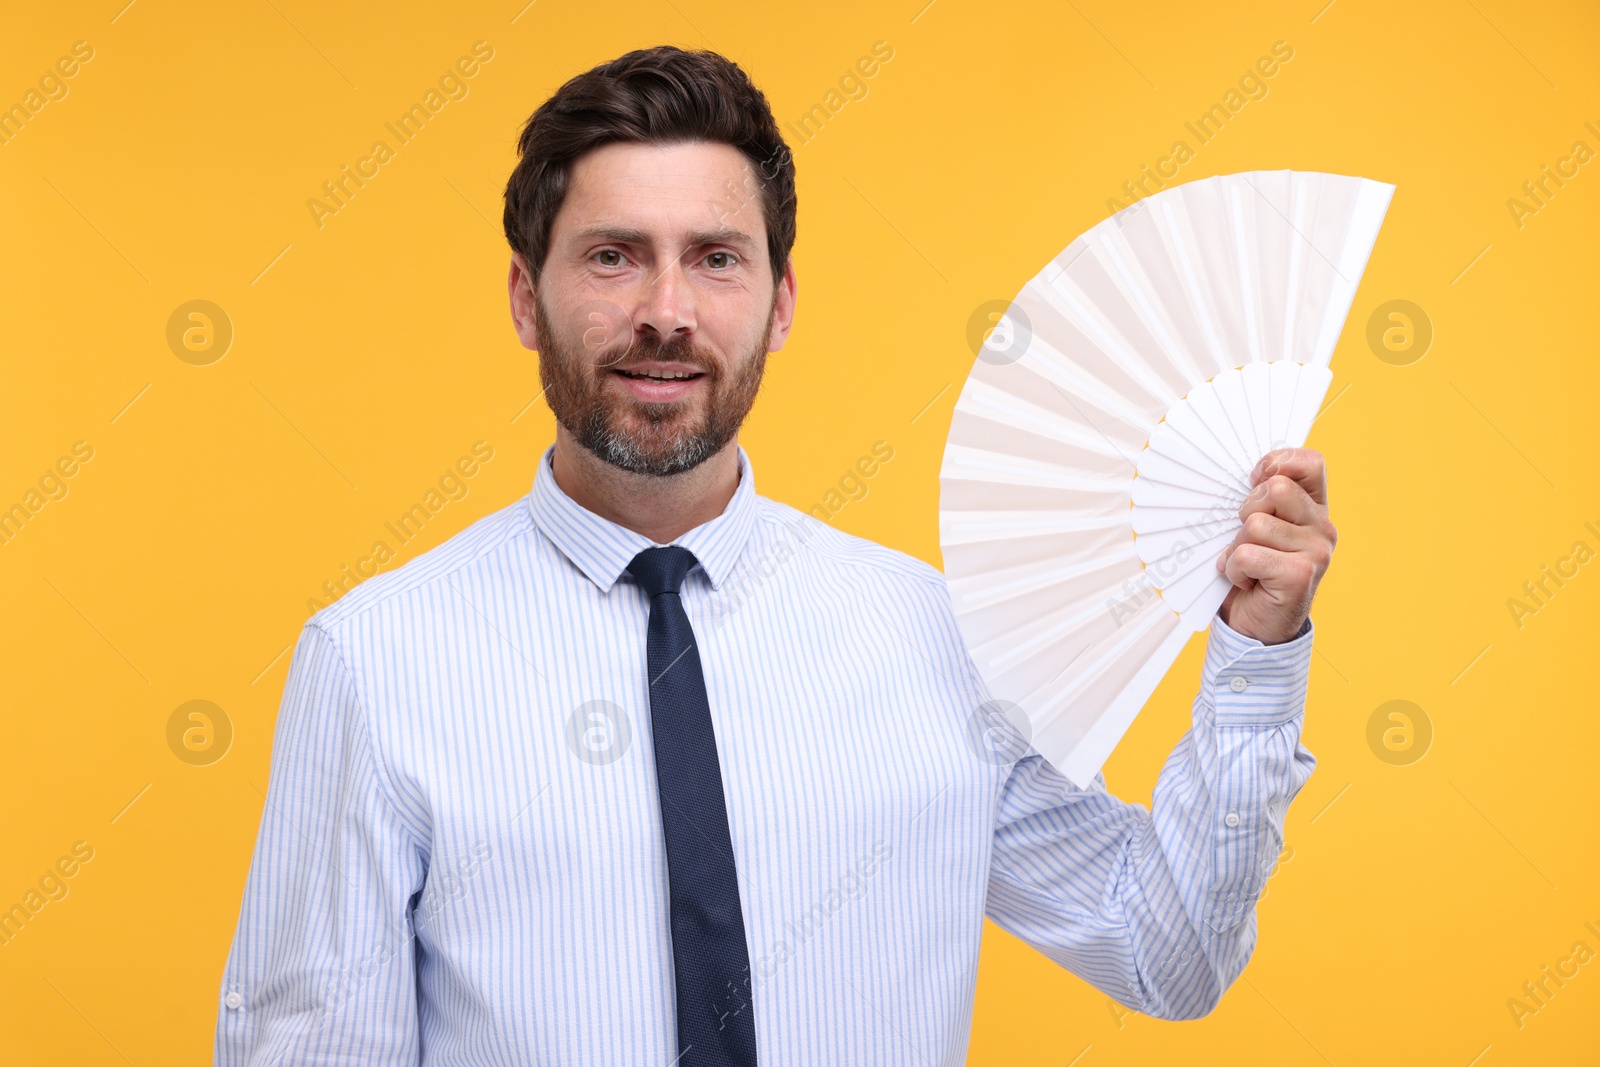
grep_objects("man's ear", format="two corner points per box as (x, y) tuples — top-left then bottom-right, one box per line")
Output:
(508, 252), (540, 351)
(766, 256), (798, 353)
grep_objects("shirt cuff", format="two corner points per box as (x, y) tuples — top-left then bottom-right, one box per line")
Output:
(1201, 614), (1314, 727)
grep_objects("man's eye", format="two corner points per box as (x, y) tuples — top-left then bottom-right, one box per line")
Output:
(595, 250), (625, 267)
(704, 251), (737, 269)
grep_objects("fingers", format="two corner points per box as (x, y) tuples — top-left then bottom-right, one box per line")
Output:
(1221, 541), (1315, 593)
(1239, 457), (1338, 554)
(1216, 511), (1320, 573)
(1252, 447), (1328, 507)
(1240, 473), (1320, 528)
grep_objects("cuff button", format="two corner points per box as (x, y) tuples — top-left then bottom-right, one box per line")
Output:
(224, 991), (244, 1010)
(1229, 676), (1249, 692)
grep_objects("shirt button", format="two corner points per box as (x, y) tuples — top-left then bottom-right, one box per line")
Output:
(224, 992), (244, 1010)
(1224, 811), (1241, 827)
(1229, 676), (1249, 692)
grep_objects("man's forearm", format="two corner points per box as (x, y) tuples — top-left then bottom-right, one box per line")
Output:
(1123, 613), (1318, 1017)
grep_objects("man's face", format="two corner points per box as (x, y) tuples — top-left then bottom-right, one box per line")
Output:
(511, 139), (796, 477)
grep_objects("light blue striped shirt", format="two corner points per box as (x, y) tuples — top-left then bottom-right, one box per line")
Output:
(216, 442), (1316, 1065)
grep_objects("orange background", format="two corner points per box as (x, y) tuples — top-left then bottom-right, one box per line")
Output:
(1, 1), (1597, 1063)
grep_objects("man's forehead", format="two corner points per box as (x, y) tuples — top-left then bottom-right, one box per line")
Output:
(569, 140), (756, 197)
(559, 141), (765, 246)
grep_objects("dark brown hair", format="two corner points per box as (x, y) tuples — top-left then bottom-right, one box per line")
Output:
(502, 45), (796, 291)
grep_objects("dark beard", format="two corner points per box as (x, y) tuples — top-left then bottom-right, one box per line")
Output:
(533, 293), (771, 477)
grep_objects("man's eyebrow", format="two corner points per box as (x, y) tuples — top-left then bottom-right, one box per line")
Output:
(570, 224), (759, 253)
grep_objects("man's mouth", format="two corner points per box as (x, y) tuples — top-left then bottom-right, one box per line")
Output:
(614, 368), (704, 380)
(609, 361), (708, 402)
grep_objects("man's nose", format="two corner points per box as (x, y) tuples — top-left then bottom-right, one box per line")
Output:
(635, 259), (696, 342)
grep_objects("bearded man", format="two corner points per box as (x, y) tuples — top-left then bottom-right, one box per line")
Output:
(217, 44), (1332, 1067)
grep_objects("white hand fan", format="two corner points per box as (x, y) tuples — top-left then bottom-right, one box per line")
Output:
(939, 169), (1393, 787)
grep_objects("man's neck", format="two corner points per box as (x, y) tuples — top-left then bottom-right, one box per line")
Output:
(549, 429), (741, 546)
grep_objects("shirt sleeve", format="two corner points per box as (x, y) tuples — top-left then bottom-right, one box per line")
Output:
(984, 613), (1317, 1020)
(215, 621), (429, 1065)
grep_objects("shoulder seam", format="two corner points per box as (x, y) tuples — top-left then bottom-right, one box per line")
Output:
(316, 497), (534, 629)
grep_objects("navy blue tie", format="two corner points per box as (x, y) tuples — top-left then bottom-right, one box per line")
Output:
(626, 545), (758, 1066)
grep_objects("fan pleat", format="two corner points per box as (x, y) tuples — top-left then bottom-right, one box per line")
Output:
(1026, 603), (1180, 745)
(938, 474), (1129, 518)
(947, 388), (1134, 469)
(958, 554), (1142, 662)
(971, 570), (1149, 685)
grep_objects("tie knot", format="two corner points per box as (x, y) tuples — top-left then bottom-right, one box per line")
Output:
(626, 545), (699, 598)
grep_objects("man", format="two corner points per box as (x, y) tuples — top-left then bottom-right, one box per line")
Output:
(216, 45), (1331, 1065)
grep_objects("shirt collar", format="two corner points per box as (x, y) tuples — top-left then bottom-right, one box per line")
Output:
(527, 442), (760, 595)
